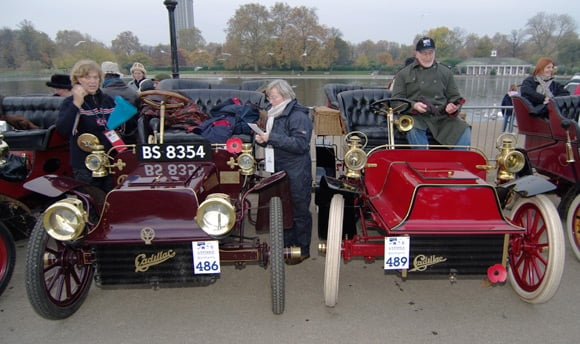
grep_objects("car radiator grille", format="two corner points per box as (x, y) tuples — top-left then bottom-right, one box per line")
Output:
(93, 243), (218, 287)
(405, 234), (506, 276)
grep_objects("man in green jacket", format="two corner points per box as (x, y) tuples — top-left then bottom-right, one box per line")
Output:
(392, 37), (470, 149)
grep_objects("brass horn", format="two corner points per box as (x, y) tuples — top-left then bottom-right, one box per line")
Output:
(395, 115), (414, 132)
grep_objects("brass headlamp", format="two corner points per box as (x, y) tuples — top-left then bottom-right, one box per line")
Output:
(496, 136), (525, 183)
(344, 135), (367, 179)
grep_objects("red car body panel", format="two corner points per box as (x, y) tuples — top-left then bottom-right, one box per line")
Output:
(364, 149), (522, 234)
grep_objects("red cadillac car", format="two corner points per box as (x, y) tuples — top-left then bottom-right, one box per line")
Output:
(317, 98), (564, 307)
(23, 90), (298, 319)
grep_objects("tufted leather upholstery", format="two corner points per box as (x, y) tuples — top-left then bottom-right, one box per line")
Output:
(138, 89), (266, 144)
(337, 89), (407, 149)
(1, 96), (64, 150)
(209, 83), (241, 90)
(240, 79), (269, 91)
(324, 83), (363, 109)
(157, 79), (211, 91)
(551, 95), (580, 120)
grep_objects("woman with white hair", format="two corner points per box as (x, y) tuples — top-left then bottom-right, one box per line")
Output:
(254, 79), (313, 265)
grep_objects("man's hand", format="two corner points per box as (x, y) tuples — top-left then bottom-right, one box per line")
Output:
(413, 102), (428, 113)
(445, 102), (459, 114)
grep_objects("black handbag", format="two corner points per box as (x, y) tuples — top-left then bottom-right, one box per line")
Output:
(0, 153), (28, 182)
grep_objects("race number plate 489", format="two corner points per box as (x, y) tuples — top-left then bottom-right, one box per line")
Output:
(384, 236), (410, 270)
(137, 143), (211, 162)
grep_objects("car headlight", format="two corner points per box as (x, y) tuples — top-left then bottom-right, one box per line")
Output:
(42, 198), (87, 241)
(344, 148), (367, 171)
(237, 153), (254, 175)
(196, 193), (236, 238)
(85, 152), (107, 177)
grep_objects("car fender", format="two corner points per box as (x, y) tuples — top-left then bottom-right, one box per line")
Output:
(23, 174), (86, 198)
(498, 174), (557, 198)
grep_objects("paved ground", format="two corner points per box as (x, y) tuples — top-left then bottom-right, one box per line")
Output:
(2, 197), (580, 344)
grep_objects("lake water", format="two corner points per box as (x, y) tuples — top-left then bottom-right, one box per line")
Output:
(0, 74), (526, 109)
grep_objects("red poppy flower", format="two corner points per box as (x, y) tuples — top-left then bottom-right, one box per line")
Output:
(226, 138), (243, 153)
(487, 264), (507, 283)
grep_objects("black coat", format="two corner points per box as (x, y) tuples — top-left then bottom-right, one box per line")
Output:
(520, 75), (569, 107)
(56, 90), (116, 169)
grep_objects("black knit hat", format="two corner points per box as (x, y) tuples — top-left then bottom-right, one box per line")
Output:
(46, 74), (72, 90)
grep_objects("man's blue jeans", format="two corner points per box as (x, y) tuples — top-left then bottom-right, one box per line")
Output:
(406, 127), (471, 150)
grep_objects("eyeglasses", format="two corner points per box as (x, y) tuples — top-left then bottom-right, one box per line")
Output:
(267, 94), (282, 101)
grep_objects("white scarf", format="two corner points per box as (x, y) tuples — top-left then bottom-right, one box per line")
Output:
(535, 75), (554, 98)
(266, 99), (291, 133)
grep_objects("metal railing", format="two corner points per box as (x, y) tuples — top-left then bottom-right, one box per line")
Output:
(463, 105), (518, 159)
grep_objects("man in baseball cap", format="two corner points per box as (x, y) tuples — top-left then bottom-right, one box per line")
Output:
(392, 36), (470, 149)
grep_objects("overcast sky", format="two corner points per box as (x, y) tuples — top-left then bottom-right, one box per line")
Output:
(1, 0), (578, 47)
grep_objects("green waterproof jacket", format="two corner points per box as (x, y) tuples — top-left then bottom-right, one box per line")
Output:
(392, 60), (469, 145)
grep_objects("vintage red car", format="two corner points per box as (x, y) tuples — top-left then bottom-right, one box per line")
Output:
(1, 96), (71, 296)
(23, 90), (298, 319)
(317, 98), (564, 307)
(512, 94), (580, 261)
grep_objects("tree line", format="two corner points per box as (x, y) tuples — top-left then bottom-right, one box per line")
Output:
(0, 3), (578, 75)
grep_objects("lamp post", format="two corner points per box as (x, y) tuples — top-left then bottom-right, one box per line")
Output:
(164, 0), (179, 79)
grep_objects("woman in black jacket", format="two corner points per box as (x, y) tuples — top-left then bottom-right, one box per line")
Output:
(56, 59), (117, 191)
(521, 57), (569, 117)
(254, 79), (313, 265)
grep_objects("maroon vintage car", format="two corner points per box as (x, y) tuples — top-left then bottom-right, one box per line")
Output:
(512, 95), (580, 261)
(317, 98), (564, 307)
(1, 96), (71, 296)
(23, 90), (298, 319)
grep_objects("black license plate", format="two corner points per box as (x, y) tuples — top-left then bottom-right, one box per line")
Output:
(137, 143), (212, 162)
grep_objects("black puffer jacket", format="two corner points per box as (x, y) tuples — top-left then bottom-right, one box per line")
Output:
(263, 99), (313, 187)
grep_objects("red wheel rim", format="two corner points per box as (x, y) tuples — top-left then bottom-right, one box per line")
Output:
(42, 238), (92, 306)
(0, 234), (7, 279)
(509, 202), (549, 292)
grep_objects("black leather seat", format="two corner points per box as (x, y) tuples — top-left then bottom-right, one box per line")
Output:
(323, 83), (363, 109)
(157, 79), (211, 91)
(551, 95), (580, 120)
(1, 96), (64, 150)
(138, 89), (266, 144)
(337, 89), (407, 149)
(240, 79), (268, 91)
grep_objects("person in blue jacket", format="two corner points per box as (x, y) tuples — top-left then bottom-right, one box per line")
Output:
(56, 59), (116, 191)
(254, 79), (313, 265)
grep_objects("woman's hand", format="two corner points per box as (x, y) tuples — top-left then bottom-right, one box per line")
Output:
(72, 84), (87, 108)
(255, 132), (270, 144)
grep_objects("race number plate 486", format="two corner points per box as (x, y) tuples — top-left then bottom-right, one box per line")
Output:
(192, 241), (221, 274)
(384, 236), (410, 270)
(137, 143), (211, 162)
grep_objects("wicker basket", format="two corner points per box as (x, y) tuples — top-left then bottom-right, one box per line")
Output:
(313, 106), (346, 136)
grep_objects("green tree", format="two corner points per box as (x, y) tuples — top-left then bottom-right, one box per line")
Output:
(178, 27), (206, 51)
(18, 20), (56, 68)
(0, 28), (24, 69)
(112, 31), (142, 57)
(225, 3), (272, 72)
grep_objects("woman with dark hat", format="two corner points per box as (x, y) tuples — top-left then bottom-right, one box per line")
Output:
(46, 74), (73, 97)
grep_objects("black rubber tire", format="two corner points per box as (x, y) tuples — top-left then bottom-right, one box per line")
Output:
(0, 221), (16, 296)
(269, 197), (285, 315)
(25, 219), (94, 319)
